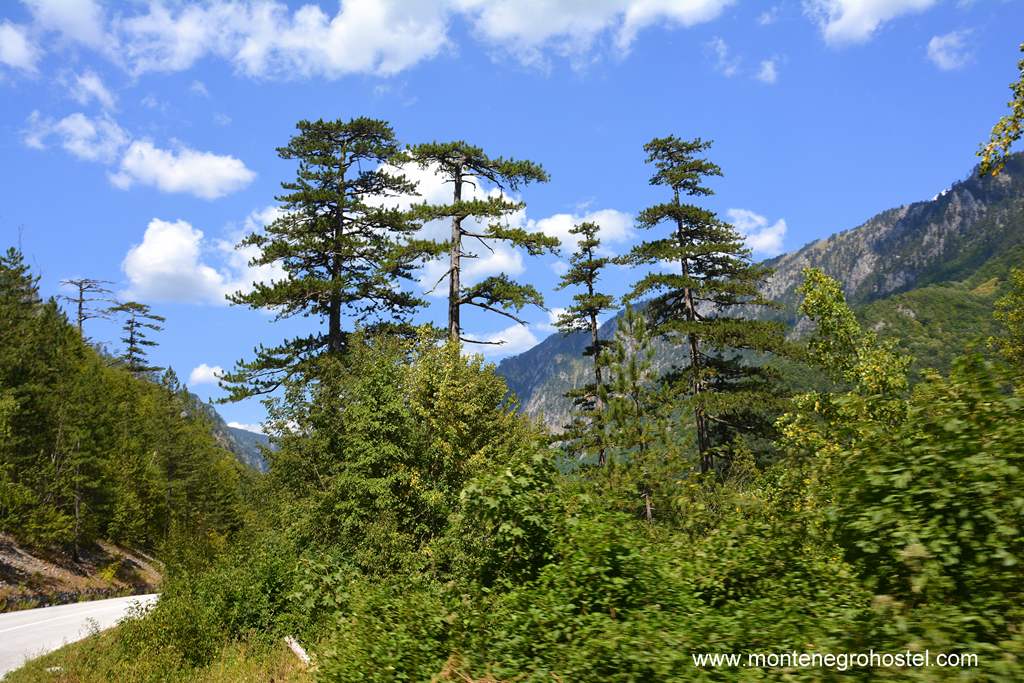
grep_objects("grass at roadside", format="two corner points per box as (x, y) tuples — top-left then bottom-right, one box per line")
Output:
(4, 628), (313, 683)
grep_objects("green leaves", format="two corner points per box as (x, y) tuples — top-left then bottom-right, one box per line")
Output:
(225, 117), (427, 400)
(979, 43), (1024, 177)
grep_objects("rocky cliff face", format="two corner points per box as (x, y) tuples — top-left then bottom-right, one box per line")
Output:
(762, 156), (1024, 317)
(497, 154), (1024, 429)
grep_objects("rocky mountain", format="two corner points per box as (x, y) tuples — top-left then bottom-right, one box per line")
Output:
(191, 396), (270, 472)
(497, 154), (1024, 428)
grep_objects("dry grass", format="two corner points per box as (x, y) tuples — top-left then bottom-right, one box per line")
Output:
(5, 630), (312, 683)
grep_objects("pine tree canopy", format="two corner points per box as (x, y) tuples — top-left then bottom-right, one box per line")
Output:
(408, 140), (557, 344)
(108, 301), (165, 375)
(222, 118), (431, 400)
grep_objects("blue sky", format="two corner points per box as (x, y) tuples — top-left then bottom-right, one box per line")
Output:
(1, 0), (1021, 430)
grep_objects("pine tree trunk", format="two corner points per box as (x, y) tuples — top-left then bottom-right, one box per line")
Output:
(589, 304), (606, 466)
(328, 157), (346, 354)
(76, 291), (84, 335)
(449, 171), (463, 342)
(676, 213), (711, 473)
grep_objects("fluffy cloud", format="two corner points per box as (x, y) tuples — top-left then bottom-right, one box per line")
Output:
(17, 1), (738, 78)
(927, 30), (972, 71)
(24, 110), (254, 199)
(116, 0), (450, 78)
(530, 208), (633, 253)
(123, 219), (233, 303)
(188, 363), (224, 385)
(189, 79), (209, 97)
(121, 210), (288, 305)
(469, 322), (540, 358)
(69, 70), (116, 109)
(23, 111), (129, 162)
(0, 21), (41, 72)
(24, 0), (108, 49)
(757, 58), (778, 84)
(110, 140), (256, 199)
(804, 0), (936, 45)
(725, 208), (787, 257)
(456, 0), (734, 63)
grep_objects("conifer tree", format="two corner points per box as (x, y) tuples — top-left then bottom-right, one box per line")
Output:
(554, 222), (617, 464)
(59, 278), (114, 337)
(619, 136), (784, 474)
(223, 118), (428, 400)
(598, 305), (665, 520)
(408, 141), (558, 344)
(109, 301), (165, 374)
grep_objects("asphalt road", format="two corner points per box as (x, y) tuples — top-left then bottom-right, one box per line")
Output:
(0, 594), (158, 678)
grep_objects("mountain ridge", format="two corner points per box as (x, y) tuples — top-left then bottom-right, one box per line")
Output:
(497, 154), (1024, 427)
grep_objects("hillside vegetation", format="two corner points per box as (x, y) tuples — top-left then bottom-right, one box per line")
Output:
(0, 248), (253, 558)
(3, 117), (1021, 683)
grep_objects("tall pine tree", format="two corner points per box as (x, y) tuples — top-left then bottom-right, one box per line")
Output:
(619, 136), (784, 474)
(109, 301), (164, 375)
(223, 118), (429, 400)
(554, 221), (617, 464)
(408, 141), (558, 344)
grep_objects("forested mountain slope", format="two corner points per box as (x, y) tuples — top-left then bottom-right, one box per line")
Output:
(498, 154), (1024, 427)
(0, 249), (251, 554)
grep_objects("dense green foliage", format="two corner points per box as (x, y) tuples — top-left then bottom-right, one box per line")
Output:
(7, 122), (1024, 683)
(0, 248), (248, 552)
(87, 266), (1022, 681)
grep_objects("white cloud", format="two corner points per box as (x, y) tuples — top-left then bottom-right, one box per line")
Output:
(17, 1), (736, 78)
(70, 70), (116, 109)
(121, 210), (288, 306)
(188, 363), (223, 385)
(530, 208), (633, 253)
(803, 0), (936, 45)
(24, 109), (253, 199)
(455, 0), (733, 64)
(756, 58), (778, 84)
(110, 140), (255, 199)
(123, 219), (232, 303)
(706, 36), (739, 77)
(927, 30), (972, 71)
(116, 0), (450, 78)
(0, 21), (41, 72)
(24, 0), (108, 49)
(468, 322), (540, 358)
(189, 79), (209, 97)
(214, 112), (232, 126)
(227, 421), (265, 434)
(23, 110), (129, 162)
(725, 208), (787, 257)
(140, 94), (163, 109)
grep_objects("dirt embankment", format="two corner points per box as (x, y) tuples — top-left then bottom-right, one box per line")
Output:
(0, 533), (161, 612)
